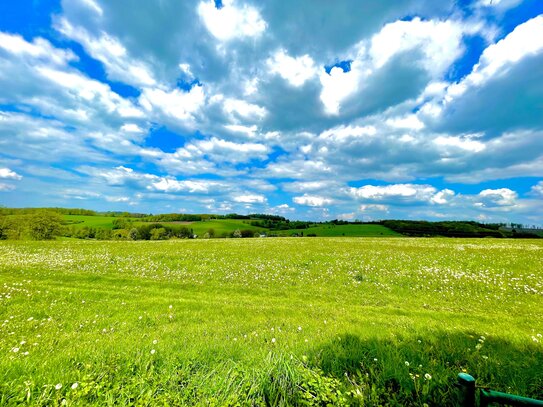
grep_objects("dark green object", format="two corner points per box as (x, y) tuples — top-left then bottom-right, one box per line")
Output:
(457, 373), (543, 406)
(457, 373), (476, 407)
(480, 389), (543, 407)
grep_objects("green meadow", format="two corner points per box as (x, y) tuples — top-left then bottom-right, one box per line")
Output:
(62, 215), (123, 229)
(62, 215), (399, 238)
(160, 219), (265, 237)
(1, 238), (542, 406)
(276, 224), (401, 237)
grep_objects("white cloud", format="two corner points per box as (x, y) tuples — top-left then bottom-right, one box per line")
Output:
(223, 98), (267, 121)
(359, 204), (389, 212)
(198, 0), (266, 41)
(293, 194), (333, 207)
(0, 168), (22, 180)
(282, 180), (337, 193)
(475, 0), (523, 11)
(0, 32), (76, 66)
(0, 183), (16, 192)
(151, 179), (214, 193)
(121, 124), (144, 133)
(319, 125), (377, 141)
(437, 15), (543, 107)
(320, 64), (364, 115)
(224, 124), (258, 137)
(233, 194), (266, 203)
(386, 115), (425, 130)
(35, 66), (144, 119)
(79, 0), (103, 16)
(55, 18), (156, 87)
(430, 189), (455, 204)
(477, 188), (517, 206)
(350, 184), (437, 201)
(268, 49), (318, 87)
(370, 17), (466, 76)
(105, 196), (130, 203)
(530, 181), (543, 197)
(189, 137), (269, 163)
(434, 135), (486, 153)
(139, 85), (205, 125)
(473, 15), (543, 82)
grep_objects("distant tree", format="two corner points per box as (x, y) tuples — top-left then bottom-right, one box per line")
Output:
(207, 228), (215, 238)
(240, 229), (254, 238)
(28, 211), (62, 240)
(112, 229), (129, 240)
(95, 228), (112, 240)
(232, 229), (242, 238)
(129, 228), (138, 240)
(150, 228), (167, 240)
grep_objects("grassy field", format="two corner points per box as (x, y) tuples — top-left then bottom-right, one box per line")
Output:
(277, 224), (401, 237)
(63, 215), (399, 238)
(156, 219), (266, 237)
(1, 238), (542, 405)
(62, 215), (122, 229)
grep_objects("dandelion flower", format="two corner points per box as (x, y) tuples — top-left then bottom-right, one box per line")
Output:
(424, 373), (432, 380)
(71, 382), (78, 389)
(150, 349), (156, 355)
(152, 339), (158, 345)
(298, 326), (302, 331)
(169, 305), (173, 309)
(55, 383), (62, 390)
(11, 347), (19, 353)
(271, 338), (276, 343)
(405, 361), (410, 366)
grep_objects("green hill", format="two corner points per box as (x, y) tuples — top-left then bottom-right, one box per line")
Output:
(276, 224), (400, 237)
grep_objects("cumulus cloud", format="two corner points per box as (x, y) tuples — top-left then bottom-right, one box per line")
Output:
(55, 18), (157, 87)
(349, 184), (437, 202)
(434, 135), (486, 153)
(1, 1), (542, 223)
(359, 204), (389, 212)
(293, 195), (333, 207)
(530, 181), (543, 197)
(198, 0), (266, 41)
(267, 49), (318, 87)
(139, 86), (205, 126)
(232, 194), (266, 203)
(223, 98), (267, 121)
(0, 183), (16, 191)
(0, 168), (22, 180)
(477, 188), (518, 207)
(430, 189), (455, 205)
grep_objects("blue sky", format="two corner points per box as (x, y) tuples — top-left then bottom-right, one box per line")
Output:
(0, 0), (542, 224)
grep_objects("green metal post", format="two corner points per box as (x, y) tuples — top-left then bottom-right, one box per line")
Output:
(480, 388), (543, 407)
(457, 373), (476, 407)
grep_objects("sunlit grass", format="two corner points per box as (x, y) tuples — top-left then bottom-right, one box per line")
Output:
(1, 238), (542, 405)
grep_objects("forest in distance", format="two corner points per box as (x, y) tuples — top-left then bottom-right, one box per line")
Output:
(0, 206), (541, 241)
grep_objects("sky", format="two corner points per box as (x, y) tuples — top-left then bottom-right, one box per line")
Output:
(0, 0), (542, 224)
